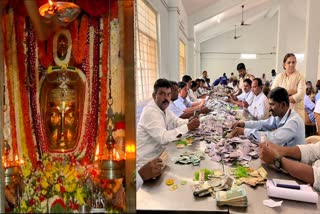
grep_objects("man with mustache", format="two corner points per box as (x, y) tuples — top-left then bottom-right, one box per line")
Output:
(137, 79), (200, 184)
(227, 78), (254, 108)
(230, 87), (305, 146)
(246, 78), (270, 120)
(237, 62), (255, 90)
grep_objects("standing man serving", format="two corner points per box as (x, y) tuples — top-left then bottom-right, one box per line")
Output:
(237, 62), (254, 90)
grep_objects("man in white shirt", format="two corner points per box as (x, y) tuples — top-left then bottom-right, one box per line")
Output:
(247, 78), (270, 120)
(188, 81), (204, 102)
(137, 79), (200, 183)
(227, 78), (254, 108)
(136, 157), (163, 190)
(231, 87), (305, 147)
(259, 141), (320, 191)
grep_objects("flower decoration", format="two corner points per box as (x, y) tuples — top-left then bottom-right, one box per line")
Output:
(16, 154), (89, 213)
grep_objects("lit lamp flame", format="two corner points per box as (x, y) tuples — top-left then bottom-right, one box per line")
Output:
(48, 0), (53, 8)
(20, 159), (24, 166)
(112, 148), (121, 161)
(125, 144), (136, 153)
(15, 154), (19, 165)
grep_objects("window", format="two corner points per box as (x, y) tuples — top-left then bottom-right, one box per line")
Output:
(179, 40), (186, 80)
(135, 0), (159, 102)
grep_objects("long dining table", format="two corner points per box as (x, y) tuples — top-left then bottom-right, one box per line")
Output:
(136, 94), (320, 213)
(137, 139), (320, 213)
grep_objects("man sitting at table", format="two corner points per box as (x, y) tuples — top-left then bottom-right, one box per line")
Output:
(137, 78), (200, 174)
(169, 81), (198, 119)
(231, 87), (305, 146)
(136, 157), (163, 190)
(247, 78), (270, 120)
(188, 81), (203, 102)
(174, 81), (210, 115)
(259, 140), (320, 191)
(227, 78), (254, 108)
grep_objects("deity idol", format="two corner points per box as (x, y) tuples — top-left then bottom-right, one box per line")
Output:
(39, 67), (86, 152)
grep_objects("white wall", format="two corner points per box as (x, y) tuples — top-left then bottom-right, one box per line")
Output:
(200, 11), (306, 83)
(145, 0), (190, 82)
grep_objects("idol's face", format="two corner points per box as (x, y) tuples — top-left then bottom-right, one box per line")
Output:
(46, 100), (78, 149)
(57, 34), (68, 59)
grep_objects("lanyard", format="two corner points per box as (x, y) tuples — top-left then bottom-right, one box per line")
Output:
(277, 109), (291, 129)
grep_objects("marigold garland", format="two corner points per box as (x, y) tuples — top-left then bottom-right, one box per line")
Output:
(3, 10), (18, 160)
(71, 14), (89, 64)
(38, 34), (54, 68)
(15, 15), (37, 166)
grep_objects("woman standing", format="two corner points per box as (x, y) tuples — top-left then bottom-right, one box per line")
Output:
(271, 53), (306, 120)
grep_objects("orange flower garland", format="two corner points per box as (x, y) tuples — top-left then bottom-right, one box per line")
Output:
(97, 15), (109, 155)
(37, 35), (53, 68)
(15, 15), (37, 166)
(3, 11), (18, 158)
(71, 15), (89, 64)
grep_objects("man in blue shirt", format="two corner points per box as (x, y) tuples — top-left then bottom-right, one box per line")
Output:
(168, 81), (194, 119)
(231, 87), (305, 147)
(173, 82), (209, 115)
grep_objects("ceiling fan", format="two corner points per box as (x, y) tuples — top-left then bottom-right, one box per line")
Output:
(241, 5), (250, 26)
(233, 25), (241, 40)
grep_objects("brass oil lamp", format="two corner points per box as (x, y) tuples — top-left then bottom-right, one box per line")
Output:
(38, 0), (80, 27)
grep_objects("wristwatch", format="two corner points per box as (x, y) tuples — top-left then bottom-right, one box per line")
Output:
(274, 155), (283, 169)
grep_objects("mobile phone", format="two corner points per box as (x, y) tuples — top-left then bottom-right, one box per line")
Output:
(272, 179), (300, 190)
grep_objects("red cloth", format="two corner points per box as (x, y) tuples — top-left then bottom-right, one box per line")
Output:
(76, 0), (116, 17)
(11, 0), (116, 17)
(115, 121), (125, 130)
